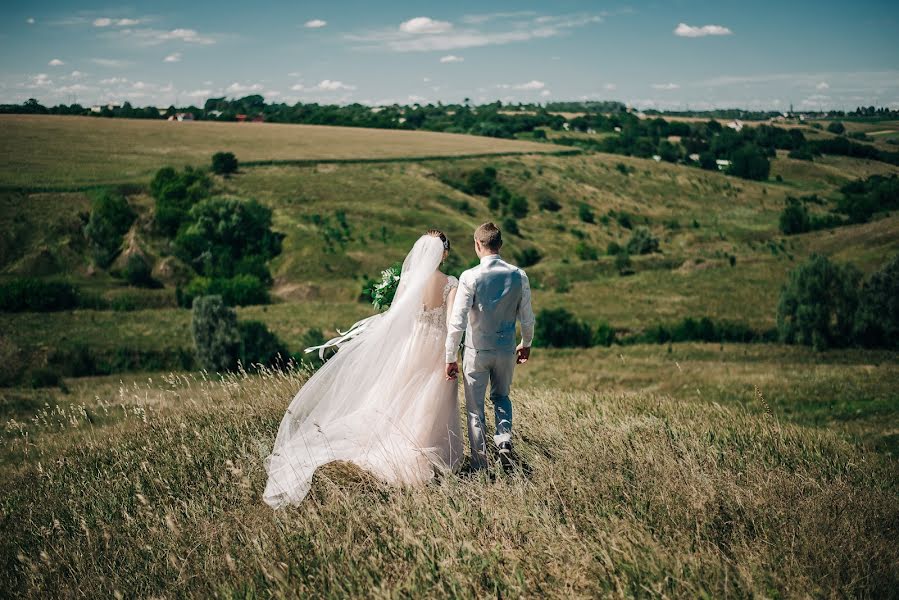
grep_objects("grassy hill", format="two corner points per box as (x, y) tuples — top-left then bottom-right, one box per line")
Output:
(1, 114), (898, 595)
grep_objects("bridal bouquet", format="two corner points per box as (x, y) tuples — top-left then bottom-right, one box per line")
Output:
(367, 263), (401, 310)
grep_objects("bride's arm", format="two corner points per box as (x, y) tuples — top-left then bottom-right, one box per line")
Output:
(445, 275), (472, 363)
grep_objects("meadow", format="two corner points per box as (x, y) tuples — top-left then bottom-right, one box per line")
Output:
(1, 115), (898, 597)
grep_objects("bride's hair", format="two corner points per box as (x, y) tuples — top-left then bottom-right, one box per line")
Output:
(427, 229), (450, 253)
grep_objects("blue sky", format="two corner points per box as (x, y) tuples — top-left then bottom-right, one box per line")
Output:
(1, 0), (897, 110)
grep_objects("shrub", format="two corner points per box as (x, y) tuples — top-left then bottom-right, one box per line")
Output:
(836, 174), (899, 224)
(466, 167), (497, 196)
(788, 148), (814, 161)
(854, 254), (899, 348)
(28, 368), (63, 389)
(175, 197), (283, 278)
(575, 242), (598, 261)
(592, 320), (616, 347)
(0, 278), (80, 312)
(508, 195), (529, 218)
(84, 189), (135, 268)
(578, 203), (595, 224)
(777, 254), (862, 350)
(211, 151), (238, 175)
(626, 227), (660, 255)
(615, 211), (633, 229)
(238, 320), (289, 369)
(177, 275), (268, 307)
(615, 251), (632, 275)
(124, 254), (157, 288)
(779, 197), (811, 235)
(191, 295), (241, 372)
(698, 151), (718, 171)
(827, 121), (846, 135)
(606, 241), (622, 256)
(537, 195), (561, 212)
(501, 217), (520, 236)
(615, 163), (631, 175)
(534, 308), (593, 348)
(515, 247), (542, 267)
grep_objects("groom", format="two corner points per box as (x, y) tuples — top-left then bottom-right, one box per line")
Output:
(445, 222), (535, 470)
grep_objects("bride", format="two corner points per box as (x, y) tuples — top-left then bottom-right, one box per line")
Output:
(263, 230), (463, 508)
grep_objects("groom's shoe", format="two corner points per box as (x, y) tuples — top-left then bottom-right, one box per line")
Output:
(498, 441), (515, 472)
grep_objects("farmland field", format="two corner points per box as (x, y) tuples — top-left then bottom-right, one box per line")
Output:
(0, 115), (565, 188)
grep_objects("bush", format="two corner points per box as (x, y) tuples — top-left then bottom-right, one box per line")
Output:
(191, 295), (241, 372)
(508, 195), (529, 218)
(854, 254), (899, 348)
(836, 174), (899, 224)
(537, 195), (561, 212)
(238, 320), (289, 369)
(788, 148), (814, 161)
(123, 254), (158, 288)
(615, 211), (633, 229)
(0, 278), (80, 312)
(534, 308), (593, 348)
(777, 254), (861, 350)
(211, 151), (238, 175)
(578, 203), (595, 224)
(150, 166), (212, 236)
(28, 368), (63, 389)
(779, 197), (811, 235)
(621, 317), (772, 345)
(175, 197), (283, 279)
(501, 217), (520, 236)
(177, 275), (268, 307)
(606, 242), (622, 256)
(575, 242), (598, 261)
(699, 151), (718, 171)
(626, 227), (659, 255)
(466, 167), (497, 196)
(827, 121), (846, 135)
(728, 144), (771, 181)
(615, 251), (632, 274)
(615, 163), (631, 176)
(592, 321), (616, 347)
(515, 247), (542, 267)
(84, 189), (135, 268)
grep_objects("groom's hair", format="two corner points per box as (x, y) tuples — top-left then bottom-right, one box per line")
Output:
(474, 222), (503, 252)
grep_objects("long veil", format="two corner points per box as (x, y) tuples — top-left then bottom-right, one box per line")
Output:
(263, 235), (446, 508)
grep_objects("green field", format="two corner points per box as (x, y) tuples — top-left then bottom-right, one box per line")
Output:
(1, 115), (898, 596)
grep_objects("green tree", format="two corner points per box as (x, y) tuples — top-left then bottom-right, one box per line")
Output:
(854, 254), (899, 348)
(827, 121), (846, 135)
(191, 295), (241, 372)
(150, 167), (212, 236)
(534, 308), (593, 348)
(124, 254), (156, 287)
(728, 144), (771, 181)
(578, 203), (595, 224)
(238, 320), (289, 368)
(83, 189), (135, 268)
(626, 227), (660, 255)
(776, 254), (862, 350)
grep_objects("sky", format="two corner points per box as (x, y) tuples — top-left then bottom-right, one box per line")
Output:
(1, 0), (897, 111)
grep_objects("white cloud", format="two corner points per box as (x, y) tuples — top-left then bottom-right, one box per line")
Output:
(652, 82), (680, 90)
(290, 83), (305, 91)
(604, 83), (617, 91)
(226, 82), (264, 94)
(29, 73), (52, 87)
(304, 19), (327, 28)
(816, 81), (830, 90)
(400, 17), (453, 34)
(287, 71), (302, 77)
(48, 58), (65, 66)
(164, 52), (182, 63)
(540, 89), (551, 97)
(57, 83), (91, 94)
(155, 28), (215, 45)
(94, 17), (140, 27)
(70, 70), (84, 78)
(674, 23), (733, 38)
(99, 77), (128, 84)
(350, 13), (601, 53)
(105, 27), (216, 46)
(440, 55), (464, 63)
(315, 79), (356, 91)
(186, 89), (211, 98)
(461, 11), (537, 25)
(26, 17), (35, 25)
(499, 80), (546, 91)
(92, 58), (130, 68)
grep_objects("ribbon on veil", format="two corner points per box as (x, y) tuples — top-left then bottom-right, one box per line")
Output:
(304, 314), (383, 360)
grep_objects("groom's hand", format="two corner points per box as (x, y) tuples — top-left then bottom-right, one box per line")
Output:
(445, 362), (459, 381)
(516, 344), (530, 364)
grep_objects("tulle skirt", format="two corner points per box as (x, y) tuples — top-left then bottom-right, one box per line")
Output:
(263, 320), (463, 508)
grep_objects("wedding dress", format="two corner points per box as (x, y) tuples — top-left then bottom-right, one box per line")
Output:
(263, 235), (463, 508)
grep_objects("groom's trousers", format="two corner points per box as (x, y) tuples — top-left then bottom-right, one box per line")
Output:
(462, 346), (516, 469)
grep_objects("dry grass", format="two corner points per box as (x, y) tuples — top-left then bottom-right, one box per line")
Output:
(0, 115), (563, 188)
(1, 367), (897, 598)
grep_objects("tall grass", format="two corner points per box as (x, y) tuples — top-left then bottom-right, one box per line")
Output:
(2, 367), (896, 597)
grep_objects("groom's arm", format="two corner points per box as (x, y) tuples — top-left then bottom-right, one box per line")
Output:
(517, 271), (535, 363)
(446, 272), (474, 364)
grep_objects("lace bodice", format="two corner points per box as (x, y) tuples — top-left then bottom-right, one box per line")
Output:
(416, 276), (458, 330)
